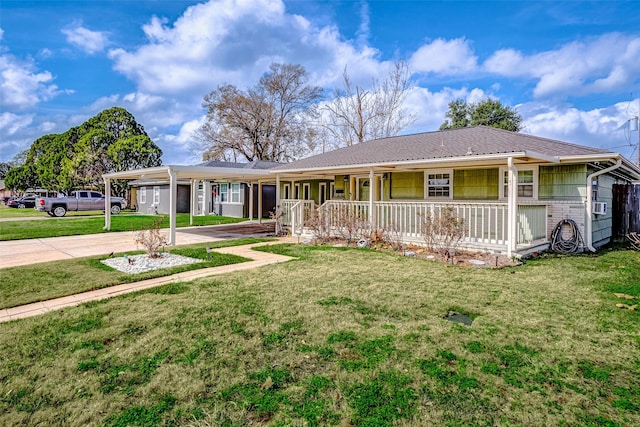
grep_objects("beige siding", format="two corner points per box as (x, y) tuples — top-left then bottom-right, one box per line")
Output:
(390, 172), (424, 199)
(539, 165), (586, 201)
(545, 202), (586, 242)
(453, 168), (499, 200)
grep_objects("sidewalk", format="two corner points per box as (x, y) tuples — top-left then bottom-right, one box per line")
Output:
(0, 240), (296, 323)
(0, 222), (273, 269)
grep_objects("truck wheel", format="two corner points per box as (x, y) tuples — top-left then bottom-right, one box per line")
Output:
(47, 212), (55, 217)
(53, 206), (67, 217)
(110, 204), (121, 215)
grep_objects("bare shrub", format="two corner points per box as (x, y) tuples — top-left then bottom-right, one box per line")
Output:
(305, 207), (330, 245)
(382, 222), (404, 251)
(329, 205), (369, 246)
(270, 206), (286, 236)
(421, 207), (466, 260)
(134, 218), (167, 258)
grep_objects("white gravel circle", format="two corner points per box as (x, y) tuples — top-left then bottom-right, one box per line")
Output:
(102, 253), (204, 274)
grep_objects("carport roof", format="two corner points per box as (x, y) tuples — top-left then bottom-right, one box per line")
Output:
(103, 164), (274, 181)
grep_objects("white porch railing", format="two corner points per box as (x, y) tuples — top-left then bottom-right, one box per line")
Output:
(281, 199), (315, 236)
(281, 199), (548, 250)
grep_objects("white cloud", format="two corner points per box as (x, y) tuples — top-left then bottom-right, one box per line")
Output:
(409, 38), (478, 75)
(519, 99), (639, 160)
(108, 0), (387, 96)
(484, 33), (640, 98)
(403, 86), (488, 132)
(0, 53), (60, 111)
(0, 112), (34, 136)
(61, 24), (109, 54)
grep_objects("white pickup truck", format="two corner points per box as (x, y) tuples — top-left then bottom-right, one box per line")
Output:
(36, 190), (127, 217)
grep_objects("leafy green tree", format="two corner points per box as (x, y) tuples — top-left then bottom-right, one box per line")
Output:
(14, 107), (162, 196)
(440, 98), (522, 132)
(4, 164), (37, 192)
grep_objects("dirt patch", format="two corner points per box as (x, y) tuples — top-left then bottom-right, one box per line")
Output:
(321, 238), (521, 268)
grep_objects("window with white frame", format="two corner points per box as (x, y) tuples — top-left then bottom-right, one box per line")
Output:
(500, 167), (537, 199)
(153, 186), (160, 204)
(139, 187), (146, 204)
(230, 183), (241, 203)
(219, 183), (228, 202)
(425, 170), (453, 198)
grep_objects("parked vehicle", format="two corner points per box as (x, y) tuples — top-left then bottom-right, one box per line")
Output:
(36, 190), (126, 217)
(7, 195), (36, 209)
(2, 196), (15, 205)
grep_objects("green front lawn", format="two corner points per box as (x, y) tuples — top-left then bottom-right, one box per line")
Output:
(0, 213), (247, 241)
(1, 245), (638, 426)
(0, 238), (269, 309)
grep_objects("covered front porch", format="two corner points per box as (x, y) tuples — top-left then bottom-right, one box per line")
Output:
(280, 198), (549, 255)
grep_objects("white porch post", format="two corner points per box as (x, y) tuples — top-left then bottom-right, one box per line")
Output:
(103, 177), (111, 230)
(349, 176), (354, 200)
(258, 181), (263, 224)
(275, 175), (281, 234)
(203, 180), (211, 214)
(248, 182), (254, 222)
(507, 157), (518, 257)
(169, 169), (177, 245)
(189, 179), (196, 225)
(369, 169), (376, 228)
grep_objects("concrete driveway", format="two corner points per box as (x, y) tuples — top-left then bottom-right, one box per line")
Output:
(0, 222), (276, 269)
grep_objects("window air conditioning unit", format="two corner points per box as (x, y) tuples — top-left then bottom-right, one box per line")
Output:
(592, 202), (607, 215)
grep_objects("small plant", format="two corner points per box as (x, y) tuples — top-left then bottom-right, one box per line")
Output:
(134, 218), (167, 258)
(304, 206), (330, 245)
(421, 207), (466, 260)
(382, 222), (404, 251)
(270, 206), (286, 236)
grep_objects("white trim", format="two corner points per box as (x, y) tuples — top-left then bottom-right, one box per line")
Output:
(153, 186), (160, 205)
(499, 165), (538, 200)
(283, 183), (291, 200)
(139, 187), (147, 204)
(319, 182), (327, 204)
(302, 182), (311, 200)
(294, 183), (300, 199)
(329, 182), (335, 200)
(424, 169), (453, 199)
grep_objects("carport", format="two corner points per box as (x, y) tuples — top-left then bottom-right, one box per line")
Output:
(102, 165), (275, 245)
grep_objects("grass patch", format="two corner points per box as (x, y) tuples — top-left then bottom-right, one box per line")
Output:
(0, 246), (639, 425)
(0, 212), (246, 241)
(0, 238), (268, 309)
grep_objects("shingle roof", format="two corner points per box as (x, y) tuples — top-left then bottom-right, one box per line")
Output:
(272, 126), (611, 171)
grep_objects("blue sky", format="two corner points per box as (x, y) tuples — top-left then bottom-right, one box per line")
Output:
(2, 0), (639, 165)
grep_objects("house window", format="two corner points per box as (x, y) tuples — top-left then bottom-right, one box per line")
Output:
(425, 170), (453, 198)
(283, 184), (291, 199)
(153, 186), (160, 204)
(139, 187), (146, 204)
(230, 183), (241, 203)
(501, 167), (537, 199)
(591, 177), (599, 201)
(219, 183), (228, 202)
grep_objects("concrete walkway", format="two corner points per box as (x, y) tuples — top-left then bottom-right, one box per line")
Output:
(0, 240), (296, 323)
(0, 222), (274, 269)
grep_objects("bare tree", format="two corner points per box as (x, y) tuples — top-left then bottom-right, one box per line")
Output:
(197, 64), (322, 162)
(322, 61), (415, 148)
